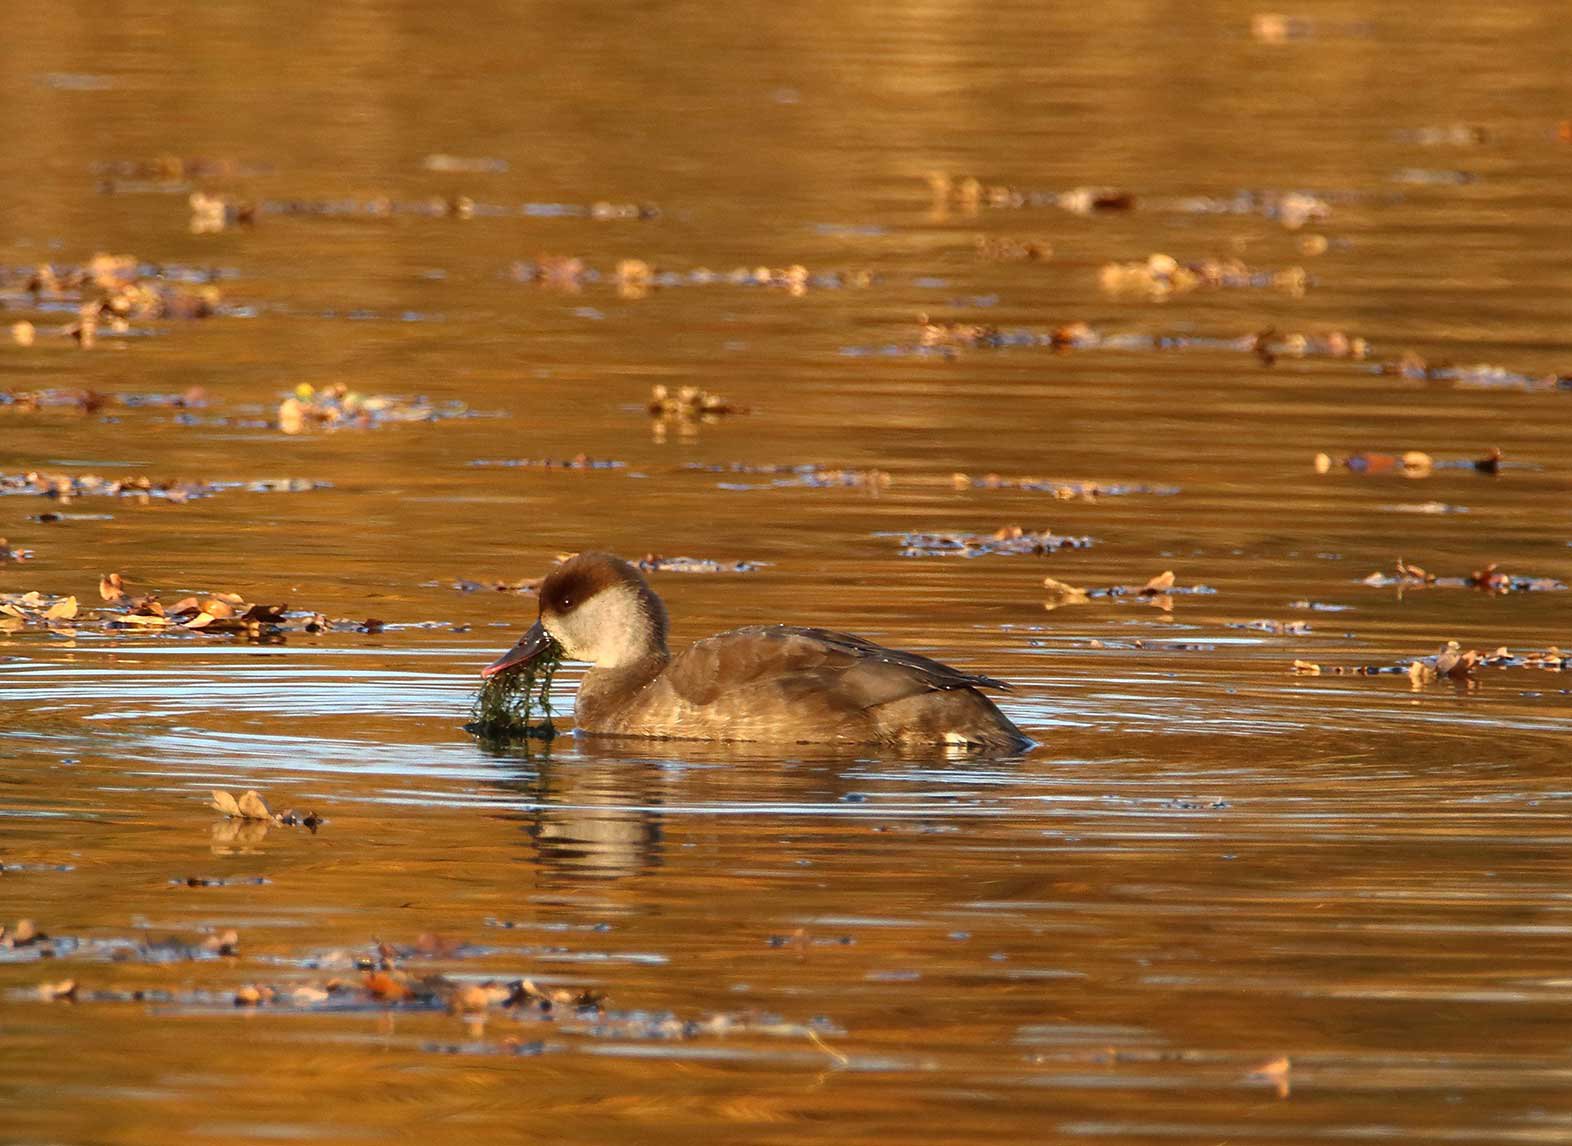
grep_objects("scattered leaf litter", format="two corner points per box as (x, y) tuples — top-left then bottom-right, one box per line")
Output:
(507, 258), (873, 296)
(1, 385), (208, 414)
(1, 575), (423, 640)
(635, 555), (767, 574)
(648, 385), (745, 421)
(893, 526), (1095, 558)
(210, 789), (322, 830)
(1314, 447), (1502, 476)
(1041, 571), (1216, 613)
(442, 576), (543, 595)
(1376, 351), (1572, 391)
(0, 253), (236, 346)
(952, 473), (1179, 499)
(1292, 644), (1567, 680)
(1226, 619), (1314, 635)
(470, 455), (626, 471)
(0, 470), (326, 503)
(906, 316), (1368, 363)
(973, 235), (1053, 261)
(925, 172), (1335, 229)
(1358, 560), (1565, 594)
(688, 462), (891, 491)
(277, 383), (472, 434)
(1099, 253), (1310, 298)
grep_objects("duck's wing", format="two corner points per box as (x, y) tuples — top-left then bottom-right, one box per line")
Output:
(666, 624), (1012, 713)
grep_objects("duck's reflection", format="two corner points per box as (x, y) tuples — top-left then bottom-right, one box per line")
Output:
(476, 732), (1033, 885)
(479, 737), (673, 881)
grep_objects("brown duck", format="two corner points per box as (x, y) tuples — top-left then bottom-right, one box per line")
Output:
(483, 552), (1031, 751)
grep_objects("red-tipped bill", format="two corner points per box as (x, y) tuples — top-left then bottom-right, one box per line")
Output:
(482, 619), (552, 678)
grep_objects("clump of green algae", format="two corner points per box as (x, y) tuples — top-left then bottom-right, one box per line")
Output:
(466, 642), (562, 741)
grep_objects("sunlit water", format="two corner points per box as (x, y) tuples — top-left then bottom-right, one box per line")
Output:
(3, 2), (1571, 1143)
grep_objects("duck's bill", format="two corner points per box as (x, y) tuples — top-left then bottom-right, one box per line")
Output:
(482, 619), (552, 678)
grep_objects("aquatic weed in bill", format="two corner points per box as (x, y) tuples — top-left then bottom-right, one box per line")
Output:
(467, 641), (563, 741)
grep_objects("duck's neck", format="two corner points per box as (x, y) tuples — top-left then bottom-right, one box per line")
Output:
(575, 651), (670, 732)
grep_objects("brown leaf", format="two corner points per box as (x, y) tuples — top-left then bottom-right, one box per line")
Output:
(236, 790), (272, 821)
(38, 979), (77, 1002)
(1041, 577), (1090, 609)
(210, 790), (241, 816)
(43, 596), (78, 621)
(448, 983), (496, 1014)
(364, 971), (413, 1002)
(99, 573), (126, 603)
(241, 603), (288, 623)
(1141, 571), (1175, 594)
(1247, 1055), (1291, 1099)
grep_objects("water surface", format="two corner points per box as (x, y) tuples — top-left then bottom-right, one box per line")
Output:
(3, 3), (1571, 1143)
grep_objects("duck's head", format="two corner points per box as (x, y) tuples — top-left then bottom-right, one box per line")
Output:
(482, 552), (670, 677)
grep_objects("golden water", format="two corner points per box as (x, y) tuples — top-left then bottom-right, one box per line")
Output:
(3, 3), (1571, 1143)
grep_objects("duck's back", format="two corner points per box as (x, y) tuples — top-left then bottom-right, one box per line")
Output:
(578, 624), (1029, 749)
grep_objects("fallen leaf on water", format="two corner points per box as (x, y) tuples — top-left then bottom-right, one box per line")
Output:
(1099, 252), (1308, 299)
(236, 791), (272, 820)
(43, 596), (77, 621)
(277, 383), (472, 434)
(1042, 572), (1215, 612)
(1229, 619), (1313, 635)
(974, 234), (1052, 261)
(1246, 1054), (1292, 1099)
(200, 930), (240, 955)
(952, 472), (1177, 499)
(2, 469), (325, 504)
(1292, 644), (1566, 680)
(37, 979), (78, 1002)
(636, 554), (767, 574)
(1141, 571), (1175, 595)
(469, 454), (626, 472)
(364, 971), (414, 1003)
(233, 984), (270, 1007)
(894, 527), (1095, 558)
(210, 790), (241, 816)
(1042, 577), (1090, 609)
(1361, 560), (1564, 594)
(648, 384), (745, 421)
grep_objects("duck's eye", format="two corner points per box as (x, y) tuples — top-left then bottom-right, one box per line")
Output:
(558, 597), (573, 611)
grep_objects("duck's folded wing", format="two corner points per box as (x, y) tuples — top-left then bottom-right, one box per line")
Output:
(667, 625), (1011, 713)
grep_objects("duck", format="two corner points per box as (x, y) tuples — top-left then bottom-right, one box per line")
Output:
(482, 552), (1032, 751)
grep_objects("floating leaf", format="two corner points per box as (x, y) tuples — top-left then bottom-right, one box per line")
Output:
(894, 526), (1095, 558)
(37, 979), (78, 1002)
(43, 596), (78, 621)
(1041, 577), (1090, 609)
(1246, 1054), (1292, 1099)
(236, 791), (272, 821)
